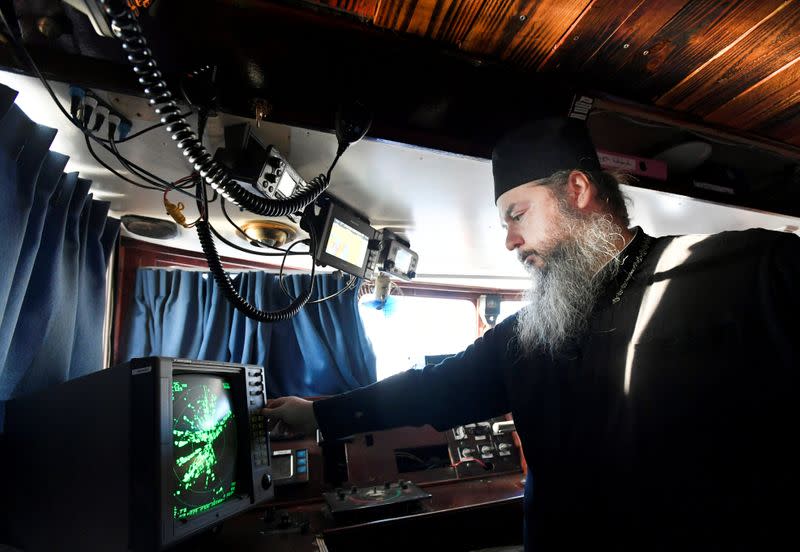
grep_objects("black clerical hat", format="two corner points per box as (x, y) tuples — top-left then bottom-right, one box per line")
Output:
(491, 117), (601, 202)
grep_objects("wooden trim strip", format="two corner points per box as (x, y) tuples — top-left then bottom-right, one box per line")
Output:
(592, 92), (800, 161)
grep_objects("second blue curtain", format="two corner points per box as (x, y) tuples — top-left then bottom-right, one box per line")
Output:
(121, 269), (377, 397)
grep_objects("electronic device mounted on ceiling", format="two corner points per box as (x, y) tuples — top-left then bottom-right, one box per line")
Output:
(51, 0), (380, 323)
(300, 195), (420, 282)
(301, 194), (381, 280)
(214, 124), (307, 201)
(377, 229), (418, 281)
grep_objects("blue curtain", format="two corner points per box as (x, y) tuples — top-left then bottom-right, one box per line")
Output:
(0, 84), (120, 430)
(121, 269), (377, 397)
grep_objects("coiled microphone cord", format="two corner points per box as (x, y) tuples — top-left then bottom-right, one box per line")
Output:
(98, 0), (330, 217)
(97, 1), (349, 321)
(195, 220), (317, 322)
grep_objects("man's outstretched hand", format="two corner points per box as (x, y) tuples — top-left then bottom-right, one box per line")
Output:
(262, 396), (319, 436)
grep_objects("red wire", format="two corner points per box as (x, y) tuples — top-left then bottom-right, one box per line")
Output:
(451, 456), (487, 469)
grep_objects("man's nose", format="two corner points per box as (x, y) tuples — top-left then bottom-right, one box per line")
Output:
(505, 228), (522, 251)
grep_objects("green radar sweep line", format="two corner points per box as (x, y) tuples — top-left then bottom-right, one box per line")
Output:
(171, 376), (238, 520)
(173, 385), (233, 491)
(174, 411), (232, 489)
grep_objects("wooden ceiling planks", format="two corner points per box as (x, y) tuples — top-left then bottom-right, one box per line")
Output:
(458, 0), (535, 57)
(618, 0), (788, 100)
(372, 0), (484, 44)
(536, 0), (645, 72)
(370, 0), (557, 61)
(538, 0), (689, 75)
(704, 57), (800, 131)
(297, 0), (800, 151)
(308, 0), (379, 19)
(497, 0), (591, 68)
(359, 0), (593, 67)
(577, 0), (692, 86)
(655, 1), (800, 117)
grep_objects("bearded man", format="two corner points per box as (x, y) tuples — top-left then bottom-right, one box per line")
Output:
(265, 117), (800, 551)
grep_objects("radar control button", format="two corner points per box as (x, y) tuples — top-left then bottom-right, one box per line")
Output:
(261, 473), (273, 490)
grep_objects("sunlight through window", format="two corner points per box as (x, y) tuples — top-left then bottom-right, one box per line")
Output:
(358, 295), (478, 381)
(496, 300), (528, 325)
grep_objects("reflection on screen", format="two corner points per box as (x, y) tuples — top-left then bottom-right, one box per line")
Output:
(276, 172), (296, 197)
(325, 218), (369, 267)
(171, 375), (238, 520)
(394, 248), (413, 273)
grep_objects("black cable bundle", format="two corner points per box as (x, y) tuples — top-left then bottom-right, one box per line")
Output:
(195, 220), (317, 322)
(98, 0), (331, 218)
(94, 0), (354, 322)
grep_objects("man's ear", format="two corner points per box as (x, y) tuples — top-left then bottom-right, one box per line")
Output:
(566, 170), (596, 211)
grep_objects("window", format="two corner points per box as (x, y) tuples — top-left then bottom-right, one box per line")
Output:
(358, 295), (478, 381)
(496, 300), (527, 325)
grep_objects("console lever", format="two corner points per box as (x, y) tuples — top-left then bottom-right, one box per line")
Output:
(492, 420), (516, 435)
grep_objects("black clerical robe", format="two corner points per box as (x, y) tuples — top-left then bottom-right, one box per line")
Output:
(314, 228), (800, 551)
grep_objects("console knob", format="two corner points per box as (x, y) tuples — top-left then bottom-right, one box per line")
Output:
(261, 473), (273, 490)
(267, 156), (284, 173)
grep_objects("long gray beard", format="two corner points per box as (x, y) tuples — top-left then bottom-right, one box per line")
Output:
(515, 213), (625, 357)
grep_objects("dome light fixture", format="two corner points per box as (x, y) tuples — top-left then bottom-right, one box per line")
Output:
(238, 219), (298, 247)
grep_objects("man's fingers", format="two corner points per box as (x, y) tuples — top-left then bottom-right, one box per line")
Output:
(262, 406), (282, 419)
(263, 397), (288, 416)
(266, 397), (288, 409)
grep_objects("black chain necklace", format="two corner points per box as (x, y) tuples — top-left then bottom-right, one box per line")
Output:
(612, 235), (652, 304)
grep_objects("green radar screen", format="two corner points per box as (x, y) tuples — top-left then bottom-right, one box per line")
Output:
(172, 375), (239, 519)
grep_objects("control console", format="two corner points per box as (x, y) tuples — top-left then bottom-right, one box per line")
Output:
(323, 480), (431, 523)
(245, 367), (274, 494)
(447, 417), (520, 476)
(271, 448), (310, 486)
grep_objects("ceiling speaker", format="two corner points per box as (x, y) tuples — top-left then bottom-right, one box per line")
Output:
(121, 214), (179, 240)
(653, 141), (712, 174)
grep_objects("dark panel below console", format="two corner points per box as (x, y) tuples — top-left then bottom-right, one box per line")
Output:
(322, 495), (524, 552)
